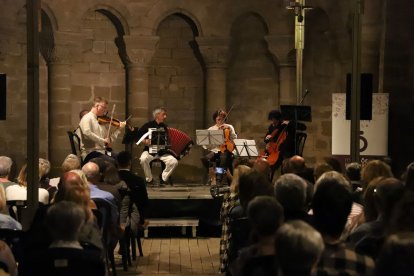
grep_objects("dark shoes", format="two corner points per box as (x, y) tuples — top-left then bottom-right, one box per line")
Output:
(159, 174), (173, 186)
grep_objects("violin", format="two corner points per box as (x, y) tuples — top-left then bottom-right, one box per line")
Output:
(98, 115), (122, 127)
(217, 107), (236, 153)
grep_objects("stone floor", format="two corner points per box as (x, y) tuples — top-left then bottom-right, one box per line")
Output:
(116, 237), (221, 275)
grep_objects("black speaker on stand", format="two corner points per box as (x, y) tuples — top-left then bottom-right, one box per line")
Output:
(346, 73), (373, 120)
(0, 74), (6, 120)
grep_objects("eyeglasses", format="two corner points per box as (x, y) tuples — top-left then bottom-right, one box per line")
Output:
(98, 104), (108, 110)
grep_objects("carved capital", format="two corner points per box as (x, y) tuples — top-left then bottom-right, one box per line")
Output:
(265, 35), (295, 65)
(196, 36), (231, 68)
(123, 35), (159, 67)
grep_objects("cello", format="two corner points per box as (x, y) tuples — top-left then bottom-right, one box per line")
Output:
(262, 122), (289, 166)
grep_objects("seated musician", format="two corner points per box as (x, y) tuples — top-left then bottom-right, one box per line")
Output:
(136, 107), (178, 185)
(202, 109), (237, 185)
(264, 109), (295, 180)
(78, 96), (126, 164)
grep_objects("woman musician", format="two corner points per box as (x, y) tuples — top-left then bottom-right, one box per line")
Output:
(201, 109), (237, 185)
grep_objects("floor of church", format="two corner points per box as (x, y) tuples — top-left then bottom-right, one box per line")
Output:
(116, 237), (221, 275)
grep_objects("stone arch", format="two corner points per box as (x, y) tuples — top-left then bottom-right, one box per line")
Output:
(40, 3), (58, 31)
(39, 9), (55, 62)
(149, 8), (203, 36)
(93, 5), (130, 36)
(227, 12), (278, 143)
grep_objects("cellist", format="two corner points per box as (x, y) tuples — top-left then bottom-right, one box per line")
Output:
(201, 109), (237, 185)
(263, 110), (295, 180)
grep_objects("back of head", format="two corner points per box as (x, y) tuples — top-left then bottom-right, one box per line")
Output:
(274, 173), (307, 213)
(89, 158), (107, 176)
(253, 158), (270, 176)
(104, 165), (121, 185)
(247, 196), (284, 237)
(389, 192), (414, 234)
(361, 159), (393, 188)
(38, 158), (51, 179)
(61, 154), (81, 173)
(345, 162), (361, 181)
(376, 232), (414, 276)
(313, 172), (353, 237)
(275, 220), (324, 275)
(46, 201), (86, 242)
(238, 171), (273, 211)
(117, 151), (132, 168)
(404, 162), (414, 193)
(82, 162), (101, 183)
(230, 165), (251, 193)
(288, 155), (306, 173)
(0, 156), (13, 178)
(0, 186), (6, 213)
(313, 162), (334, 182)
(323, 156), (343, 173)
(374, 177), (404, 220)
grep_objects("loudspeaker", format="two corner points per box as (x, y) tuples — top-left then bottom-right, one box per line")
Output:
(346, 73), (373, 120)
(0, 74), (5, 120)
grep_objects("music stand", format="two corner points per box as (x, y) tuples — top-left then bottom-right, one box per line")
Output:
(149, 128), (168, 154)
(280, 105), (312, 155)
(234, 139), (259, 157)
(196, 129), (224, 146)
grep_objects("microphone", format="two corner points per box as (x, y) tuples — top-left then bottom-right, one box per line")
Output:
(300, 89), (311, 104)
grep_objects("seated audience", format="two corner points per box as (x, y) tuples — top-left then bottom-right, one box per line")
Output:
(349, 177), (404, 259)
(49, 154), (81, 187)
(360, 159), (393, 189)
(218, 165), (251, 273)
(46, 201), (85, 249)
(6, 162), (49, 204)
(375, 232), (414, 276)
(0, 156), (18, 190)
(0, 240), (17, 276)
(38, 158), (57, 201)
(230, 196), (283, 276)
(312, 171), (374, 275)
(0, 186), (21, 230)
(275, 220), (324, 275)
(274, 173), (313, 224)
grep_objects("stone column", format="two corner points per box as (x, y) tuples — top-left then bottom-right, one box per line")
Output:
(196, 36), (230, 127)
(44, 32), (82, 172)
(124, 35), (159, 127)
(265, 35), (296, 104)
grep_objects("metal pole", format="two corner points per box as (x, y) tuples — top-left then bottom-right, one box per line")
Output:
(350, 0), (363, 162)
(25, 0), (40, 228)
(295, 0), (305, 104)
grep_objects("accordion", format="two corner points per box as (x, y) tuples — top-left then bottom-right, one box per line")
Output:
(148, 127), (192, 159)
(167, 128), (193, 160)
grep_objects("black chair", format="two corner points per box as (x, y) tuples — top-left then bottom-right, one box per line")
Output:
(0, 229), (25, 263)
(6, 200), (27, 222)
(93, 198), (128, 275)
(19, 247), (105, 276)
(67, 130), (83, 163)
(296, 131), (307, 156)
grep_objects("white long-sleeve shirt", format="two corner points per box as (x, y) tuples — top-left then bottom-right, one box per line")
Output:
(78, 111), (120, 157)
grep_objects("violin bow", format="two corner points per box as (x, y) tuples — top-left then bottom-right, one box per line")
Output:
(106, 104), (116, 140)
(221, 103), (235, 123)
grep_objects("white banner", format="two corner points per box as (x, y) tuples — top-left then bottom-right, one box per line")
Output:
(332, 93), (389, 156)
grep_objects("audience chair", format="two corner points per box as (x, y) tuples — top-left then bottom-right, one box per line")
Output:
(93, 198), (128, 275)
(6, 200), (27, 222)
(67, 130), (83, 163)
(296, 131), (307, 156)
(0, 229), (25, 263)
(19, 247), (105, 276)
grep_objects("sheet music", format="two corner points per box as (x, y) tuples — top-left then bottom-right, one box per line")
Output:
(233, 139), (259, 157)
(196, 129), (224, 146)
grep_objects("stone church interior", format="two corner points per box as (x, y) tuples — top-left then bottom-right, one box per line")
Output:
(0, 0), (413, 275)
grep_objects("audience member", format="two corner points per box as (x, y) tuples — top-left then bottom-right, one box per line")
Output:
(274, 173), (313, 224)
(388, 192), (414, 234)
(0, 156), (17, 190)
(361, 159), (393, 189)
(324, 156), (343, 173)
(0, 240), (17, 276)
(49, 154), (81, 187)
(349, 177), (404, 259)
(38, 158), (57, 201)
(5, 162), (49, 204)
(218, 165), (251, 273)
(313, 162), (333, 183)
(375, 232), (414, 276)
(312, 171), (374, 275)
(230, 196), (283, 276)
(0, 186), (21, 230)
(275, 220), (324, 275)
(46, 201), (85, 249)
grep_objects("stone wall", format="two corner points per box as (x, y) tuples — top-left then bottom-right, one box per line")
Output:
(1, 0), (411, 180)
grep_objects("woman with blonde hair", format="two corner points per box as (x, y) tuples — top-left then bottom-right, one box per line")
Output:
(0, 185), (21, 230)
(5, 162), (49, 204)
